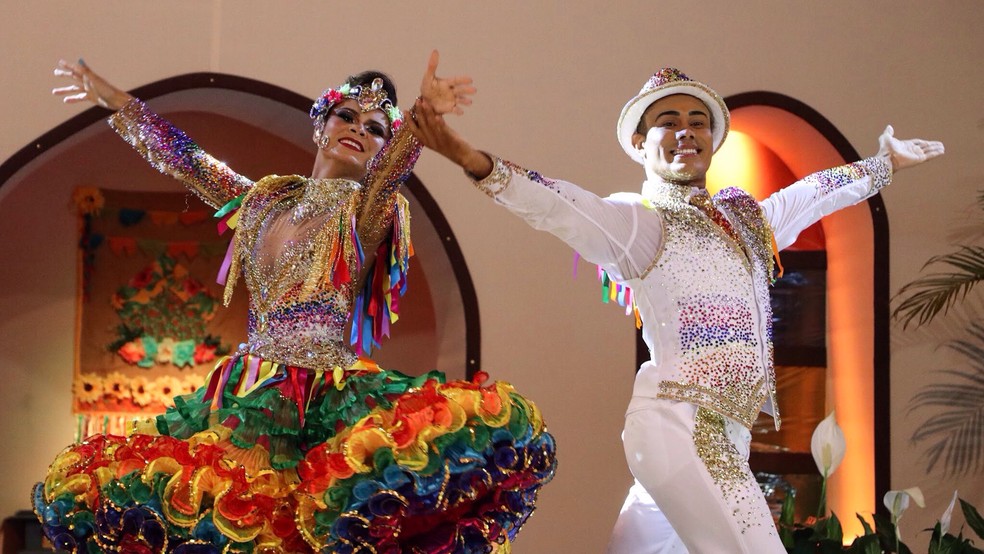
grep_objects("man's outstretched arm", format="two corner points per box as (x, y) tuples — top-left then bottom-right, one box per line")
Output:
(762, 125), (943, 250)
(409, 98), (663, 281)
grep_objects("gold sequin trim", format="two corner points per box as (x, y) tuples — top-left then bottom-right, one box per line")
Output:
(470, 155), (512, 198)
(658, 379), (766, 429)
(693, 407), (771, 534)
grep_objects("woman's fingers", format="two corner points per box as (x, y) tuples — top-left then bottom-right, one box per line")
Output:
(52, 84), (82, 97)
(63, 92), (90, 104)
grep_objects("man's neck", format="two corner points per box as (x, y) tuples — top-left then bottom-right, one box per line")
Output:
(645, 170), (706, 190)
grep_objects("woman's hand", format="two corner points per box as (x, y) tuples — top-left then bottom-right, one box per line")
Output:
(418, 50), (476, 116)
(876, 125), (945, 171)
(52, 59), (133, 111)
(408, 98), (492, 179)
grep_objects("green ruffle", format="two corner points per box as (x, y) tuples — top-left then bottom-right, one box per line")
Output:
(155, 362), (447, 470)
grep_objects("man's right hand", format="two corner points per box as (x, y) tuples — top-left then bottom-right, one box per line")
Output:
(408, 97), (493, 180)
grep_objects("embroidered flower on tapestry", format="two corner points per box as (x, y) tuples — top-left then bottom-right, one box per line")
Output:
(72, 187), (247, 429)
(107, 253), (228, 368)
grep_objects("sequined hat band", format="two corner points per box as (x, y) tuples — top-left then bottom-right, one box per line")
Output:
(310, 77), (404, 133)
(617, 68), (730, 164)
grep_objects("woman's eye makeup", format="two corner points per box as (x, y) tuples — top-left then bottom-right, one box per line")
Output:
(334, 109), (355, 122)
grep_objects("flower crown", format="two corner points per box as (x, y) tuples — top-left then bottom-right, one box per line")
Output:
(310, 77), (403, 132)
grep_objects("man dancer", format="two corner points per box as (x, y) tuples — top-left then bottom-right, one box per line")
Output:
(409, 68), (943, 552)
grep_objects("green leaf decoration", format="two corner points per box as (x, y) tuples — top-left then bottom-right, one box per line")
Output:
(826, 512), (844, 544)
(780, 492), (797, 548)
(848, 533), (882, 554)
(962, 498), (984, 541)
(857, 513), (875, 536)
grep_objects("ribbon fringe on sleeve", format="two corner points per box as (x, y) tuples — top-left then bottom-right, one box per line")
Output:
(351, 194), (413, 355)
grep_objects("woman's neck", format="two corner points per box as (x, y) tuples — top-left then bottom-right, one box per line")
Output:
(310, 156), (365, 182)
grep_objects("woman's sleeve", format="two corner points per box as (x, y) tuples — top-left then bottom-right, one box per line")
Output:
(354, 122), (422, 250)
(761, 156), (892, 251)
(469, 155), (661, 281)
(108, 98), (254, 209)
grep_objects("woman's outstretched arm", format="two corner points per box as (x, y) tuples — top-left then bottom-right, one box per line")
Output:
(52, 59), (252, 208)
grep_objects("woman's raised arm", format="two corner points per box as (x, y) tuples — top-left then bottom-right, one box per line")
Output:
(53, 58), (252, 208)
(52, 59), (133, 111)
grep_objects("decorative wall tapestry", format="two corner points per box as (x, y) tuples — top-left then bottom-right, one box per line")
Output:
(73, 187), (247, 438)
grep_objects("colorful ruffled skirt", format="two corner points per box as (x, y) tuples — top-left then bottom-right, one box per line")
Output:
(33, 354), (557, 553)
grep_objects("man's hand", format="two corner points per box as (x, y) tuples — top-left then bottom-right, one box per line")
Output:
(408, 97), (492, 179)
(877, 125), (945, 171)
(419, 50), (476, 116)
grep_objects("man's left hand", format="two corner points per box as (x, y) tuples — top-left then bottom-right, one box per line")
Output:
(878, 125), (945, 171)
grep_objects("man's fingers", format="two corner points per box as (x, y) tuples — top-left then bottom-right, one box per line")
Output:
(422, 50), (440, 84)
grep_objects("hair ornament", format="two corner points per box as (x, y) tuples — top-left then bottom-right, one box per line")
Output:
(311, 77), (403, 133)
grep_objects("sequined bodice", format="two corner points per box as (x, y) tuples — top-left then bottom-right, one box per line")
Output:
(237, 178), (361, 370)
(108, 98), (421, 367)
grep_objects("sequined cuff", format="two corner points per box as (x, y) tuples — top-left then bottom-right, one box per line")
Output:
(109, 96), (146, 124)
(859, 155), (893, 195)
(469, 155), (512, 198)
(107, 97), (152, 149)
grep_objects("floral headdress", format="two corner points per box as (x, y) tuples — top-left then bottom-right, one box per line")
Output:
(310, 77), (403, 133)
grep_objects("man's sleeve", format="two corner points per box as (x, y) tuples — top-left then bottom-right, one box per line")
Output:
(469, 155), (662, 281)
(761, 157), (892, 250)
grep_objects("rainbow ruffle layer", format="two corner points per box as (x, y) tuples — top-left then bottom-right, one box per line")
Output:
(34, 365), (556, 553)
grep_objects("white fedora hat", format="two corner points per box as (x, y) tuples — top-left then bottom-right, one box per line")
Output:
(617, 68), (730, 164)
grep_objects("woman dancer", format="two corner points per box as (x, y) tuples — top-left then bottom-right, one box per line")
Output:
(35, 54), (556, 554)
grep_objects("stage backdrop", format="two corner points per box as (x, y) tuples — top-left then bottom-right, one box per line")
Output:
(73, 187), (248, 438)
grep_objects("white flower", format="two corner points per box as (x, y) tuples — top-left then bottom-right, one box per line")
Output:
(155, 337), (176, 364)
(884, 487), (926, 518)
(811, 411), (846, 477)
(940, 490), (959, 536)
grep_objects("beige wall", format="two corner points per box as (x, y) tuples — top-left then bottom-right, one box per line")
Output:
(2, 1), (982, 552)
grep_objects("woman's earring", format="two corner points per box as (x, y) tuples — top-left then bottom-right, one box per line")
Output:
(314, 128), (329, 149)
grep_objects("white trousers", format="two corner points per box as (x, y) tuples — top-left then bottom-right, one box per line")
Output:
(606, 397), (786, 554)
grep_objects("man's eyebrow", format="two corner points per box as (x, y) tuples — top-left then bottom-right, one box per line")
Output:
(654, 109), (709, 119)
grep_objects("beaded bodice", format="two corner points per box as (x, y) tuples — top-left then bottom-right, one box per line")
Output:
(237, 177), (362, 370)
(110, 98), (421, 370)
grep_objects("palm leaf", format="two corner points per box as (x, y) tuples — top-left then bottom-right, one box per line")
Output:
(893, 246), (984, 329)
(909, 322), (984, 475)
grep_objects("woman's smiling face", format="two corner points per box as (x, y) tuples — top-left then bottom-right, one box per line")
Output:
(314, 98), (391, 181)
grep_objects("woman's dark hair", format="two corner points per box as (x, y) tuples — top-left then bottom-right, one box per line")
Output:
(346, 71), (398, 106)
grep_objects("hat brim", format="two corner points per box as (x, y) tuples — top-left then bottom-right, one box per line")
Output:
(617, 81), (730, 164)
